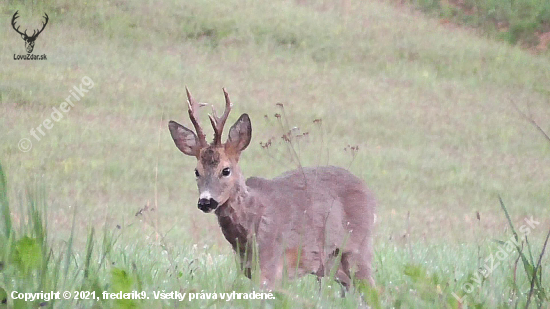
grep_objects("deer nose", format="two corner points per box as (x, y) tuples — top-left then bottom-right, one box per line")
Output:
(198, 198), (218, 213)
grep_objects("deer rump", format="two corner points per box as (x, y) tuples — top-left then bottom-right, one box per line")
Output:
(216, 166), (375, 288)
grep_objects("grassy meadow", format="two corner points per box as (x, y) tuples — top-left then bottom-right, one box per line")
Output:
(1, 0), (550, 307)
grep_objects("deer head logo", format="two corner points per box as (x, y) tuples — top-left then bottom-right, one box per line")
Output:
(11, 11), (49, 54)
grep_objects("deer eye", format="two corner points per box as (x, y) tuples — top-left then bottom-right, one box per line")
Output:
(194, 169), (200, 177)
(222, 168), (231, 177)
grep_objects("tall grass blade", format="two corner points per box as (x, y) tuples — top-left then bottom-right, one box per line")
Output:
(498, 195), (545, 305)
(525, 226), (550, 308)
(63, 205), (77, 284)
(0, 163), (12, 240)
(84, 227), (95, 279)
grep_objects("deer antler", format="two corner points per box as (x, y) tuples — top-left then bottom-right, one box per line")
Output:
(185, 87), (208, 148)
(11, 11), (49, 39)
(209, 88), (233, 146)
(29, 13), (48, 39)
(11, 11), (25, 37)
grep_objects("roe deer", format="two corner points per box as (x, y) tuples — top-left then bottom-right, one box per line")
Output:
(168, 88), (376, 289)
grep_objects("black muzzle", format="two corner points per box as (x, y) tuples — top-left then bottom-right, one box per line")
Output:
(198, 198), (218, 213)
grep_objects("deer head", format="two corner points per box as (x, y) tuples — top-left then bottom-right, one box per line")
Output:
(169, 88), (251, 213)
(11, 11), (49, 54)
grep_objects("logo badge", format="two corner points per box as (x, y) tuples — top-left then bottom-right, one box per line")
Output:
(11, 10), (48, 55)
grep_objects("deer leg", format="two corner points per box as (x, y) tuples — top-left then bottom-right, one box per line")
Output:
(335, 268), (351, 297)
(257, 241), (283, 288)
(324, 250), (352, 296)
(337, 252), (353, 289)
(314, 264), (349, 297)
(350, 244), (375, 288)
(340, 252), (352, 282)
(344, 248), (376, 307)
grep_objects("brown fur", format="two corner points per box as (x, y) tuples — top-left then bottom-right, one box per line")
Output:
(168, 89), (375, 289)
(200, 147), (221, 167)
(215, 166), (376, 287)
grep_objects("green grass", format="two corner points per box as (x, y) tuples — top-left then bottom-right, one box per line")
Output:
(1, 0), (550, 307)
(403, 0), (550, 49)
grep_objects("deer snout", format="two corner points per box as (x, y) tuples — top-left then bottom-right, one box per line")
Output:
(198, 198), (218, 213)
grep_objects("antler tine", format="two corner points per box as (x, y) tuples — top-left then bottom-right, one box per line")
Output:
(185, 87), (208, 147)
(11, 11), (25, 36)
(36, 13), (48, 36)
(208, 88), (233, 146)
(30, 13), (48, 38)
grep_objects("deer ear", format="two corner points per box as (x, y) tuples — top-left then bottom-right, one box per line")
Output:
(226, 114), (252, 154)
(169, 120), (201, 157)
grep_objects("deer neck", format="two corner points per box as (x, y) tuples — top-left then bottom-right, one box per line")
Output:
(214, 176), (260, 254)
